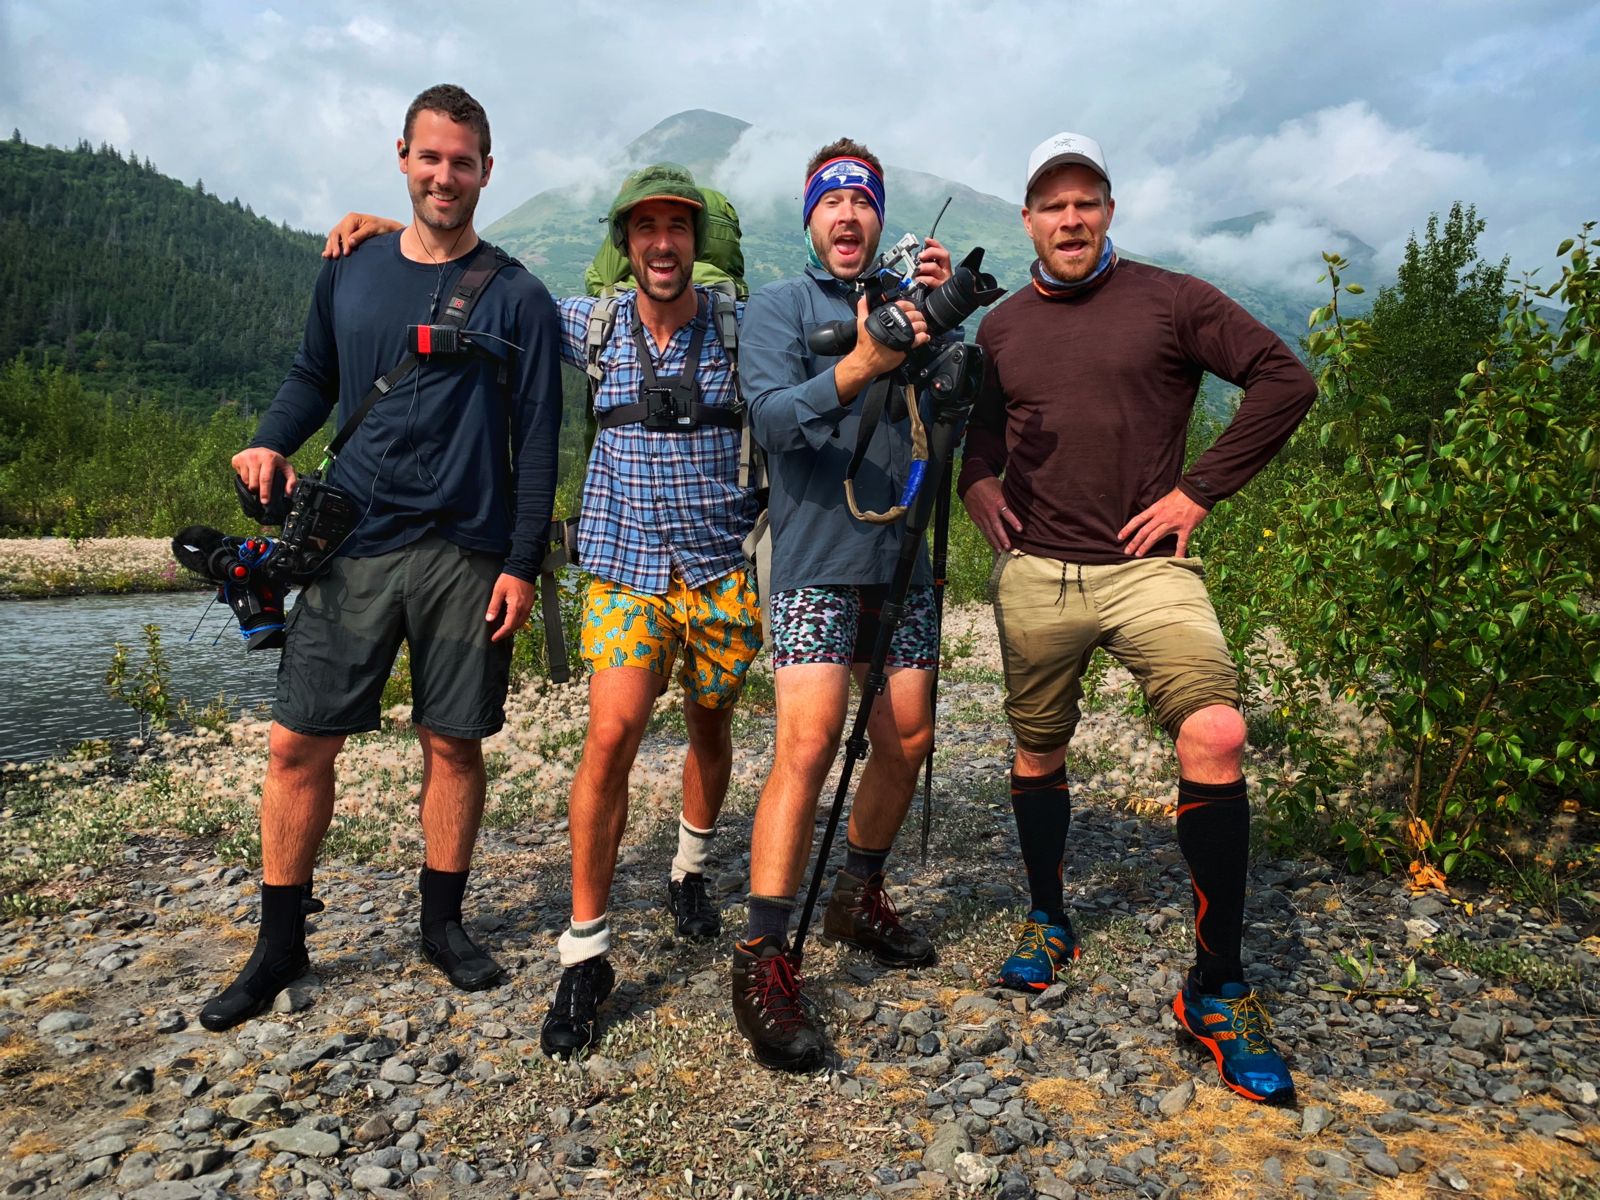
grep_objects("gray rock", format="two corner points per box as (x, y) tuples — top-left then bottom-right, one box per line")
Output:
(259, 1126), (341, 1157)
(1448, 1013), (1503, 1051)
(226, 1093), (279, 1122)
(1300, 1105), (1334, 1136)
(921, 1122), (973, 1175)
(354, 1114), (392, 1143)
(1365, 1151), (1400, 1178)
(900, 1009), (935, 1038)
(1396, 1147), (1426, 1173)
(350, 1165), (398, 1190)
(36, 1011), (91, 1036)
(180, 1107), (217, 1133)
(952, 1151), (996, 1187)
(271, 988), (313, 1015)
(126, 1183), (203, 1200)
(378, 1060), (417, 1085)
(970, 1098), (1002, 1117)
(74, 1134), (130, 1160)
(155, 1010), (187, 1034)
(1157, 1079), (1195, 1117)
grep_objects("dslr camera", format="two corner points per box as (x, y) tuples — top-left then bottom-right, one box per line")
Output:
(808, 234), (1003, 399)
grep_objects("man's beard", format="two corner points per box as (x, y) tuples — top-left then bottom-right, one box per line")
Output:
(1039, 231), (1103, 282)
(634, 255), (690, 302)
(411, 181), (477, 233)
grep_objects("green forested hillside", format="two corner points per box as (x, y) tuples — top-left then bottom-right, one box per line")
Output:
(0, 135), (322, 411)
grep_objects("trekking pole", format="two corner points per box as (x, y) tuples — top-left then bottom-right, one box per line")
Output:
(919, 457), (953, 865)
(791, 388), (974, 961)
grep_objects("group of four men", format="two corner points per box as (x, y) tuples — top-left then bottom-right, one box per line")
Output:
(206, 85), (1315, 1106)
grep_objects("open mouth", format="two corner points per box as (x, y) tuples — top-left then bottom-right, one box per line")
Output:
(831, 232), (863, 261)
(646, 257), (680, 280)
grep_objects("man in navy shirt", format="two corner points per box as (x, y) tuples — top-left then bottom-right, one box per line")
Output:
(200, 84), (562, 1031)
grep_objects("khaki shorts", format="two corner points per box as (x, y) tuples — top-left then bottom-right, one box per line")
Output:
(990, 551), (1240, 752)
(580, 567), (763, 710)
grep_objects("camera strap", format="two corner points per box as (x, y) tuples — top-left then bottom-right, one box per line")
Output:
(843, 376), (929, 525)
(321, 240), (509, 465)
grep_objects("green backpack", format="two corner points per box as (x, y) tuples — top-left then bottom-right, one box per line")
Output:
(582, 185), (747, 300)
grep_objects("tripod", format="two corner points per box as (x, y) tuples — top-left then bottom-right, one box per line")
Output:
(790, 361), (980, 960)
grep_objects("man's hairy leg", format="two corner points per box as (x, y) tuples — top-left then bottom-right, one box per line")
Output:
(417, 728), (487, 872)
(261, 722), (344, 885)
(568, 666), (658, 922)
(749, 663), (851, 898)
(682, 697), (736, 832)
(846, 664), (934, 850)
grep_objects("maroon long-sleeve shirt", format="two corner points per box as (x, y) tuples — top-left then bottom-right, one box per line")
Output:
(957, 260), (1315, 563)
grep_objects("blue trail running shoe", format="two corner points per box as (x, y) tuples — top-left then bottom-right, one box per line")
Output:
(1174, 980), (1297, 1105)
(996, 910), (1081, 992)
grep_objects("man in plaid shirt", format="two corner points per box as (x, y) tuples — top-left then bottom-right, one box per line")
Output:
(325, 164), (758, 1055)
(541, 164), (762, 1057)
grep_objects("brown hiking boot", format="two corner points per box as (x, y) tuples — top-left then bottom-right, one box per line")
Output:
(731, 937), (827, 1072)
(821, 869), (936, 968)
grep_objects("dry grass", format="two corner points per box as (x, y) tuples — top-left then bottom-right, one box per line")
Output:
(33, 986), (92, 1012)
(1022, 1077), (1114, 1138)
(4, 1130), (60, 1160)
(0, 1032), (43, 1079)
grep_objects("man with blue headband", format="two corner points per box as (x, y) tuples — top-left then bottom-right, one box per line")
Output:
(732, 138), (952, 1072)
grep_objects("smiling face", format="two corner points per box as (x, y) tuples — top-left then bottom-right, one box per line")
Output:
(399, 108), (491, 234)
(807, 189), (883, 280)
(1022, 164), (1114, 283)
(625, 199), (697, 303)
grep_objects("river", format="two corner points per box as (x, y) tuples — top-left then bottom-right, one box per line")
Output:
(0, 590), (289, 760)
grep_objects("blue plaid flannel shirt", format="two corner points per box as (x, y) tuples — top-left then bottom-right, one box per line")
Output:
(557, 287), (758, 595)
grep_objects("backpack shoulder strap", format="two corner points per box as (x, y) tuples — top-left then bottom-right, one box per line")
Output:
(584, 290), (621, 411)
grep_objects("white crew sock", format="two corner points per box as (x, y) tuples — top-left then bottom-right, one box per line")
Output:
(557, 914), (611, 967)
(670, 818), (716, 883)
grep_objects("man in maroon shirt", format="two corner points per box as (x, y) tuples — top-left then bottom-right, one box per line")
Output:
(957, 132), (1314, 1105)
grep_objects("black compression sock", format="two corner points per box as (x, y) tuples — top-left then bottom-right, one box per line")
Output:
(1175, 778), (1250, 992)
(1011, 766), (1071, 925)
(420, 866), (469, 933)
(842, 839), (891, 882)
(746, 894), (794, 944)
(200, 882), (308, 1031)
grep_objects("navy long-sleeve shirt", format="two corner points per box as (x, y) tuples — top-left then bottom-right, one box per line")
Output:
(251, 233), (563, 582)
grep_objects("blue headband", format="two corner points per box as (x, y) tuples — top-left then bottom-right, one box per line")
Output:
(802, 157), (885, 228)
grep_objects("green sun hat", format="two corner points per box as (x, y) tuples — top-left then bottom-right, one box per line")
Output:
(607, 162), (707, 253)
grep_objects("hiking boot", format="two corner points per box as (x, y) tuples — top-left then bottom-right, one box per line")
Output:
(731, 937), (827, 1072)
(540, 957), (616, 1060)
(1174, 977), (1296, 1105)
(996, 909), (1081, 992)
(820, 870), (936, 968)
(199, 940), (311, 1032)
(420, 921), (504, 991)
(666, 873), (721, 940)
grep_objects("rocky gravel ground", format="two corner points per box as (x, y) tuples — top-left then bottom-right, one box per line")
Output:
(1, 606), (1596, 1199)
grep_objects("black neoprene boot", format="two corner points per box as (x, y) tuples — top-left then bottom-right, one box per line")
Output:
(418, 867), (504, 991)
(199, 883), (310, 1032)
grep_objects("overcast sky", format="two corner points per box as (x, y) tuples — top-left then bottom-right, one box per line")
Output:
(3, 0), (1595, 294)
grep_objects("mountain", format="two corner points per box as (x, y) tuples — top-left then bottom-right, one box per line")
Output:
(0, 136), (322, 410)
(484, 110), (1323, 354)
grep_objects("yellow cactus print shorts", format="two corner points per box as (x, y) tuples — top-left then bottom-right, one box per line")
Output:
(580, 567), (764, 709)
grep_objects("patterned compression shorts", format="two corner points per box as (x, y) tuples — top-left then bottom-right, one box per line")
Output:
(770, 584), (938, 670)
(580, 567), (763, 709)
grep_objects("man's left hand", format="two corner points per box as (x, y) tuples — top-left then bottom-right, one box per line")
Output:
(915, 236), (953, 289)
(1118, 488), (1211, 558)
(485, 573), (536, 642)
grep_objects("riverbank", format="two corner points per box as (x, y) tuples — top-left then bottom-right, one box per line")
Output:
(0, 537), (200, 599)
(0, 606), (1596, 1199)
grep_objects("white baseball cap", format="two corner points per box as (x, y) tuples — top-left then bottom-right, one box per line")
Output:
(1025, 132), (1110, 197)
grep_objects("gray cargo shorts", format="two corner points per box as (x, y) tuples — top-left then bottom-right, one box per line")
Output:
(274, 535), (513, 739)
